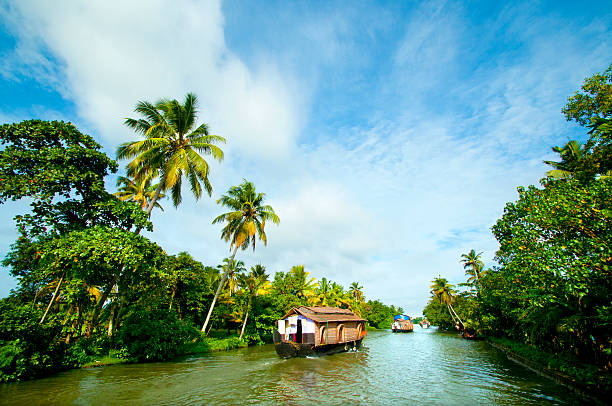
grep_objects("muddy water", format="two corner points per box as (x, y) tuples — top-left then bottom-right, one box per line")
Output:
(0, 328), (583, 405)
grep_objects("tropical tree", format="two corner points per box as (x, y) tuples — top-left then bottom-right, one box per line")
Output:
(117, 92), (225, 219)
(430, 277), (464, 328)
(543, 140), (587, 180)
(349, 282), (364, 302)
(237, 264), (269, 340)
(201, 180), (279, 333)
(460, 250), (485, 288)
(288, 265), (317, 303)
(314, 278), (332, 306)
(219, 258), (246, 297)
(115, 175), (165, 214)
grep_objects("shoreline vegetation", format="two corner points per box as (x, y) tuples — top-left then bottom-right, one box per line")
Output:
(423, 64), (612, 398)
(487, 338), (609, 404)
(0, 95), (403, 383)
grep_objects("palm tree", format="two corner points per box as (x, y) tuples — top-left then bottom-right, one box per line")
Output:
(460, 250), (484, 288)
(117, 92), (225, 220)
(430, 276), (464, 328)
(201, 180), (279, 333)
(238, 264), (269, 340)
(314, 278), (332, 306)
(218, 258), (246, 297)
(349, 282), (364, 302)
(115, 175), (165, 214)
(543, 140), (586, 179)
(288, 265), (317, 303)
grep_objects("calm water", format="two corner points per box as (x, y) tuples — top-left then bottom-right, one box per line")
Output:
(0, 329), (584, 405)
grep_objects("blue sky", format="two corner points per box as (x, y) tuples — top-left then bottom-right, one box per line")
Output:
(0, 0), (610, 315)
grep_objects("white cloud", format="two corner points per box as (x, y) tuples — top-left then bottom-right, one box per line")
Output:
(3, 0), (302, 159)
(1, 1), (610, 316)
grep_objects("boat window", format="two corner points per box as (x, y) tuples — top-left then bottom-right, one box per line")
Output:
(337, 324), (345, 342)
(320, 326), (327, 344)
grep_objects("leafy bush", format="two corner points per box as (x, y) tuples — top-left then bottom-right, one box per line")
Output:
(0, 298), (73, 382)
(118, 306), (195, 362)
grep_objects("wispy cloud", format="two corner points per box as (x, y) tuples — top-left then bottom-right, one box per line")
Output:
(0, 0), (610, 313)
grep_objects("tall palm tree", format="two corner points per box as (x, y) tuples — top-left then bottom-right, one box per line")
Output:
(430, 276), (464, 328)
(349, 282), (364, 302)
(238, 264), (269, 340)
(543, 140), (586, 180)
(201, 180), (279, 333)
(218, 258), (246, 297)
(314, 278), (332, 306)
(115, 175), (165, 214)
(117, 92), (225, 220)
(288, 265), (317, 303)
(460, 250), (484, 287)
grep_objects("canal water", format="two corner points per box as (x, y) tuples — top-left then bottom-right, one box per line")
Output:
(0, 328), (583, 405)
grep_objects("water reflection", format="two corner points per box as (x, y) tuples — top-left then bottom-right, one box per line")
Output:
(0, 329), (583, 405)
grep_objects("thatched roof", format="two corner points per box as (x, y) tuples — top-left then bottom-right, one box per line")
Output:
(282, 306), (366, 323)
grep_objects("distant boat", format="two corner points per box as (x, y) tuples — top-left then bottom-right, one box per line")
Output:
(391, 314), (414, 333)
(419, 319), (430, 329)
(273, 306), (367, 358)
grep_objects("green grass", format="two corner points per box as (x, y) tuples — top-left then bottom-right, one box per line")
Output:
(183, 336), (248, 355)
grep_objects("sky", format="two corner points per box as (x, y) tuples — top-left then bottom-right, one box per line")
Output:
(0, 0), (610, 315)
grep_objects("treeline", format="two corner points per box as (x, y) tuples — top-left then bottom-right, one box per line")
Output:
(423, 65), (612, 392)
(0, 96), (400, 382)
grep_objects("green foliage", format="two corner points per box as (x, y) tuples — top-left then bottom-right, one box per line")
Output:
(362, 300), (400, 329)
(0, 120), (150, 238)
(563, 63), (612, 126)
(488, 177), (612, 364)
(119, 306), (195, 362)
(118, 93), (225, 210)
(490, 337), (612, 395)
(0, 298), (71, 382)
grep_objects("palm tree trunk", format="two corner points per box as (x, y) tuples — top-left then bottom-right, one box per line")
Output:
(40, 275), (63, 324)
(239, 295), (252, 340)
(447, 302), (464, 327)
(87, 275), (119, 337)
(134, 173), (168, 234)
(169, 286), (176, 311)
(107, 304), (116, 337)
(201, 245), (239, 333)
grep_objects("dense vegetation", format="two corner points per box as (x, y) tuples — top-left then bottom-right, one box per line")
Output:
(424, 64), (612, 394)
(0, 97), (401, 382)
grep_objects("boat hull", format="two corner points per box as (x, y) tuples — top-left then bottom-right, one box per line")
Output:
(274, 337), (363, 359)
(391, 328), (413, 333)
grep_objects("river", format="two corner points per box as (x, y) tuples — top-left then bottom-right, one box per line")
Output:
(0, 328), (584, 405)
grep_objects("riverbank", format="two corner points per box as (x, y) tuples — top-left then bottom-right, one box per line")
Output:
(487, 337), (610, 402)
(81, 335), (250, 369)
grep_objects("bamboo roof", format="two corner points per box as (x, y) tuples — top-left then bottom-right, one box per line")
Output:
(282, 306), (366, 323)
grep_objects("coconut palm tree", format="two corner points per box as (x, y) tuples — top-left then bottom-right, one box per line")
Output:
(349, 282), (364, 302)
(117, 92), (225, 220)
(115, 175), (165, 214)
(238, 264), (269, 340)
(460, 250), (484, 287)
(288, 265), (317, 303)
(201, 180), (279, 333)
(543, 140), (586, 180)
(314, 278), (332, 306)
(430, 276), (464, 328)
(218, 258), (246, 297)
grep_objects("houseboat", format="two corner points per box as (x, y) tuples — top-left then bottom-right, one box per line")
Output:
(419, 319), (430, 329)
(273, 306), (367, 358)
(391, 314), (413, 332)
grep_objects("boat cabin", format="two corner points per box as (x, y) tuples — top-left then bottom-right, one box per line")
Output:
(391, 314), (414, 332)
(273, 306), (367, 357)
